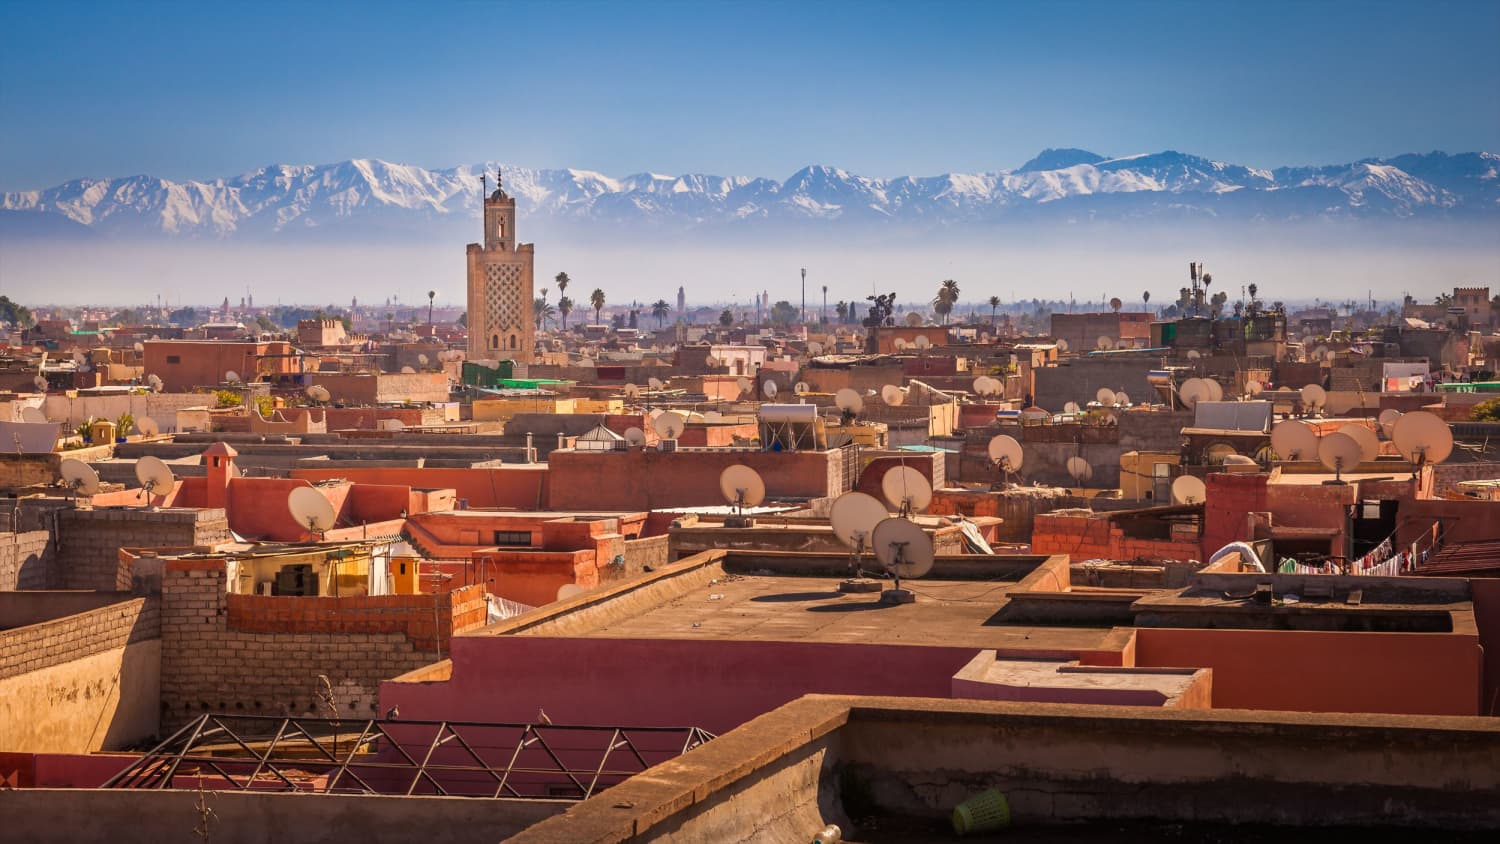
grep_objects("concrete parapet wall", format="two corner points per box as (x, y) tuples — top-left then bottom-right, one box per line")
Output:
(0, 529), (54, 590)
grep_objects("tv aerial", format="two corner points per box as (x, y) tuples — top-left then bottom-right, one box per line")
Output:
(880, 466), (932, 515)
(761, 380), (778, 399)
(1270, 419), (1318, 461)
(653, 411), (686, 441)
(133, 341), (145, 354)
(871, 517), (935, 604)
(1317, 431), (1363, 484)
(306, 384), (331, 403)
(881, 384), (906, 406)
(135, 455), (175, 505)
(137, 417), (161, 437)
(623, 426), (646, 446)
(894, 338), (910, 351)
(1300, 384), (1327, 415)
(288, 486), (337, 538)
(59, 458), (101, 504)
(1337, 424), (1380, 465)
(718, 464), (766, 527)
(988, 434), (1023, 486)
(1187, 349), (1202, 360)
(1391, 411), (1454, 474)
(1171, 475), (1206, 504)
(1204, 379), (1223, 402)
(1066, 455), (1093, 485)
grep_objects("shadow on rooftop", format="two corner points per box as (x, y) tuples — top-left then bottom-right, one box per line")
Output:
(749, 591), (844, 603)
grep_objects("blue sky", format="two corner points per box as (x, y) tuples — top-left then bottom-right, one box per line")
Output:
(1, 0), (1498, 190)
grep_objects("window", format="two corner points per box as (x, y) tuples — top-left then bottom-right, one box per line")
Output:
(509, 334), (517, 350)
(490, 334), (499, 350)
(493, 530), (531, 546)
(166, 355), (181, 364)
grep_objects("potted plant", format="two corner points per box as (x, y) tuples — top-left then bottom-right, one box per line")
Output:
(115, 412), (135, 443)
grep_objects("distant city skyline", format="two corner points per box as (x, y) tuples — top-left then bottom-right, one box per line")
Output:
(2, 0), (1498, 191)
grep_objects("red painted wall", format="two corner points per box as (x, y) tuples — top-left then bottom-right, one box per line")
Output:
(1473, 578), (1500, 717)
(1204, 473), (1268, 556)
(547, 450), (835, 510)
(293, 466), (549, 510)
(1134, 627), (1482, 716)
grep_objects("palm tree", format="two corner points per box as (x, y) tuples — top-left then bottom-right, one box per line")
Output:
(539, 287), (549, 328)
(1143, 290), (1151, 312)
(933, 279), (960, 324)
(835, 301), (849, 324)
(650, 299), (671, 328)
(533, 297), (555, 330)
(554, 271), (570, 300)
(557, 296), (574, 329)
(988, 295), (1000, 324)
(719, 308), (733, 327)
(427, 290), (436, 325)
(590, 288), (606, 325)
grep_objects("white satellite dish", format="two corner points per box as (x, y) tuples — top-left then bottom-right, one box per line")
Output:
(1096, 387), (1117, 406)
(1115, 391), (1130, 406)
(880, 466), (932, 514)
(306, 384), (331, 403)
(288, 486), (337, 534)
(418, 353), (430, 366)
(20, 406), (46, 423)
(871, 517), (935, 601)
(556, 584), (585, 602)
(1391, 411), (1454, 466)
(1270, 420), (1319, 461)
(794, 381), (810, 395)
(653, 411), (686, 440)
(135, 455), (175, 499)
(1204, 379), (1224, 402)
(59, 459), (101, 497)
(137, 417), (161, 437)
(1378, 409), (1403, 440)
(736, 377), (753, 394)
(1318, 432), (1364, 482)
(224, 370), (241, 384)
(830, 492), (889, 551)
(147, 373), (164, 392)
(1179, 378), (1212, 409)
(808, 341), (824, 355)
(1096, 335), (1115, 351)
(880, 384), (905, 406)
(1171, 475), (1206, 505)
(988, 434), (1023, 473)
(1245, 379), (1264, 397)
(648, 377), (665, 391)
(913, 335), (931, 350)
(623, 383), (641, 399)
(623, 426), (646, 446)
(34, 375), (49, 392)
(133, 341), (145, 354)
(834, 388), (864, 415)
(761, 381), (778, 399)
(894, 338), (910, 350)
(1055, 338), (1069, 353)
(719, 465), (767, 512)
(1337, 424), (1381, 464)
(1205, 443), (1240, 465)
(1300, 384), (1327, 413)
(1063, 401), (1081, 414)
(1187, 350), (1202, 359)
(1066, 455), (1093, 484)
(401, 366), (417, 374)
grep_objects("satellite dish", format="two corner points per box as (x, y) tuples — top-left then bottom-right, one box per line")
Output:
(418, 353), (430, 366)
(761, 381), (778, 399)
(1114, 391), (1130, 406)
(135, 455), (176, 498)
(133, 341), (145, 354)
(224, 370), (241, 384)
(1205, 443), (1239, 465)
(794, 381), (810, 395)
(1204, 380), (1224, 402)
(835, 388), (864, 415)
(1187, 350), (1202, 360)
(881, 384), (905, 406)
(1222, 454), (1258, 466)
(1337, 424), (1380, 464)
(1318, 432), (1364, 481)
(987, 434), (1023, 471)
(1324, 349), (1337, 362)
(648, 377), (665, 391)
(401, 366), (417, 374)
(1096, 335), (1114, 351)
(1020, 406), (1049, 423)
(913, 335), (931, 350)
(288, 486), (337, 534)
(653, 411), (686, 439)
(1065, 455), (1093, 484)
(72, 351), (86, 365)
(623, 383), (641, 399)
(1055, 338), (1069, 353)
(1378, 409), (1403, 440)
(147, 373), (164, 392)
(306, 384), (331, 403)
(1300, 384), (1327, 412)
(137, 417), (161, 437)
(33, 376), (49, 392)
(719, 465), (767, 511)
(737, 377), (753, 393)
(1391, 411), (1454, 466)
(1245, 379), (1264, 396)
(1063, 401), (1081, 414)
(1270, 420), (1318, 461)
(880, 466), (932, 513)
(1314, 345), (1330, 360)
(1171, 475), (1206, 504)
(894, 338), (910, 350)
(871, 517), (935, 581)
(556, 584), (585, 601)
(1096, 387), (1117, 405)
(830, 492), (889, 551)
(1179, 379), (1212, 409)
(20, 406), (46, 423)
(59, 459), (101, 496)
(623, 426), (646, 446)
(808, 341), (824, 355)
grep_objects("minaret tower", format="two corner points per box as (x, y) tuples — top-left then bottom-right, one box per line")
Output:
(466, 167), (535, 364)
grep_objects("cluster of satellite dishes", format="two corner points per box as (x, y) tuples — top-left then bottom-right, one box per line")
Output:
(971, 376), (1003, 398)
(1267, 409), (1452, 482)
(892, 335), (933, 352)
(823, 465), (937, 604)
(56, 452), (179, 507)
(1094, 387), (1131, 408)
(1177, 377), (1224, 408)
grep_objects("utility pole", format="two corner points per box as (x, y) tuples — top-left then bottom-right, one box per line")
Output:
(800, 268), (807, 326)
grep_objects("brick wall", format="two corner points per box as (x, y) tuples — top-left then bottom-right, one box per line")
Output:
(1032, 512), (1202, 563)
(55, 508), (230, 591)
(160, 560), (486, 729)
(0, 530), (54, 590)
(0, 597), (158, 681)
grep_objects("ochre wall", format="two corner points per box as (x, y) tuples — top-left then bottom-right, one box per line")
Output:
(547, 450), (837, 510)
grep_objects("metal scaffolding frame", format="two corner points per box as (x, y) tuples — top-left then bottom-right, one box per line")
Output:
(101, 714), (716, 800)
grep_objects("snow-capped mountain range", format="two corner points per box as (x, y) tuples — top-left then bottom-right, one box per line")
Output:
(3, 149), (1496, 241)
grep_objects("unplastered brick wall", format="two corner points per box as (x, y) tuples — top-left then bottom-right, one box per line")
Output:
(0, 530), (54, 590)
(160, 560), (486, 729)
(0, 597), (159, 680)
(56, 508), (230, 591)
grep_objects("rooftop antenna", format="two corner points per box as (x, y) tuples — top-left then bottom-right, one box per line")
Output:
(1270, 419), (1318, 462)
(1391, 411), (1454, 479)
(830, 491), (889, 592)
(134, 455), (175, 507)
(1317, 431), (1363, 485)
(871, 517), (935, 605)
(718, 464), (766, 528)
(288, 486), (337, 539)
(987, 434), (1022, 488)
(59, 458), (101, 507)
(880, 465), (932, 516)
(1171, 474), (1207, 504)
